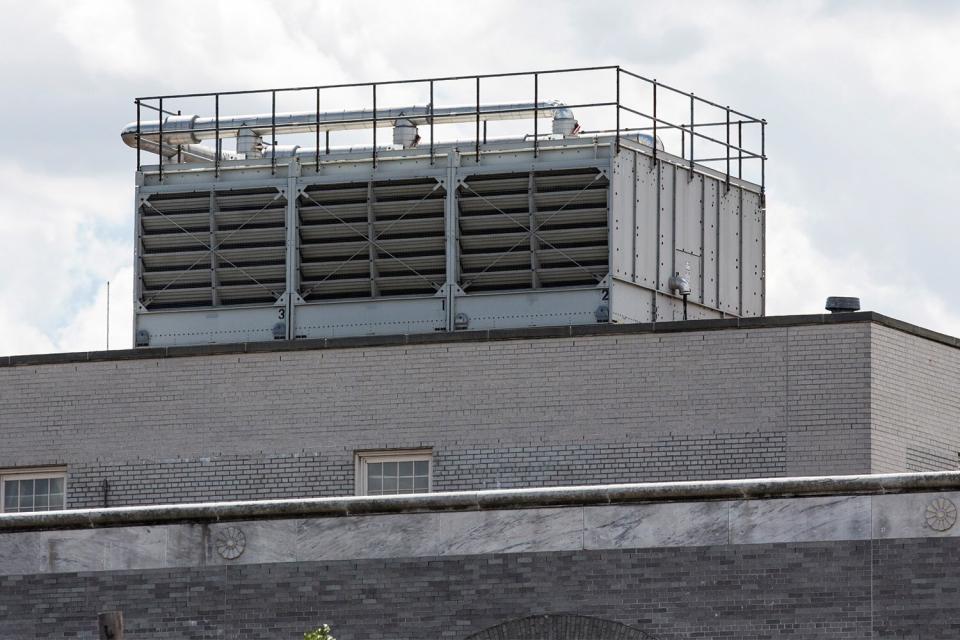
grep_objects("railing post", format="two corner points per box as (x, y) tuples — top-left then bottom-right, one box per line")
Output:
(533, 73), (539, 158)
(652, 80), (658, 165)
(689, 93), (695, 176)
(315, 87), (320, 172)
(135, 99), (141, 172)
(725, 106), (731, 192)
(372, 83), (377, 168)
(271, 90), (277, 175)
(761, 118), (766, 200)
(615, 66), (620, 153)
(429, 79), (434, 166)
(158, 98), (163, 182)
(475, 76), (480, 163)
(214, 94), (220, 179)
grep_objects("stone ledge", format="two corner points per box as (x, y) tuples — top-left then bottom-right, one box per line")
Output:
(2, 471), (958, 532)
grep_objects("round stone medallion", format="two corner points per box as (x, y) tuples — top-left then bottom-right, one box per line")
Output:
(215, 526), (247, 559)
(925, 497), (958, 532)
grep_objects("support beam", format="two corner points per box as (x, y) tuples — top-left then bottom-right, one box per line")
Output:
(443, 153), (460, 330)
(367, 180), (380, 297)
(527, 172), (541, 288)
(284, 164), (301, 336)
(208, 191), (219, 306)
(133, 190), (145, 310)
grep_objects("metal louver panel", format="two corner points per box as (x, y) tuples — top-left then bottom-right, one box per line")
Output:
(139, 188), (287, 309)
(298, 178), (446, 301)
(457, 168), (609, 292)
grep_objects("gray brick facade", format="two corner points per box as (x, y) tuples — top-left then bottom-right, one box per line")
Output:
(63, 431), (788, 509)
(871, 323), (960, 473)
(1, 314), (957, 508)
(1, 539), (958, 639)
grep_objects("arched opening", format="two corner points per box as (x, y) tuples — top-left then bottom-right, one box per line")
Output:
(465, 613), (658, 639)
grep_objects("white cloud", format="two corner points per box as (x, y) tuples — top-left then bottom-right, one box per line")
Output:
(0, 163), (130, 356)
(2, 0), (960, 357)
(767, 199), (960, 337)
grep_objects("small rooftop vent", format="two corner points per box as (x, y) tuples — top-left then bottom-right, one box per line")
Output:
(825, 296), (860, 313)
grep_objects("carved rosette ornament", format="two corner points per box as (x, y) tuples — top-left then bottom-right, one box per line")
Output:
(215, 526), (247, 559)
(925, 497), (958, 532)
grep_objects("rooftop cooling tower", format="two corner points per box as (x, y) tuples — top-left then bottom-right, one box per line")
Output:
(122, 67), (766, 346)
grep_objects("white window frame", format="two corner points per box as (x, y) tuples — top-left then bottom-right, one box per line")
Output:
(355, 449), (432, 496)
(1, 467), (68, 513)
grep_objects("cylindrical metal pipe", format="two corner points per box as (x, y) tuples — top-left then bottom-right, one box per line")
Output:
(121, 101), (566, 153)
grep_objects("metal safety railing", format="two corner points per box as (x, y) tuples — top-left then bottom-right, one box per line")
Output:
(131, 66), (766, 194)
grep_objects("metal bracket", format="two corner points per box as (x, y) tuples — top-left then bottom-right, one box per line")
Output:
(435, 284), (466, 298)
(134, 301), (149, 313)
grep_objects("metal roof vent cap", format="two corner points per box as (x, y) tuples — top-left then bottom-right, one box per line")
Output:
(393, 118), (420, 148)
(551, 107), (580, 137)
(825, 296), (861, 313)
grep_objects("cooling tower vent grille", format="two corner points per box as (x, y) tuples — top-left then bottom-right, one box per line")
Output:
(297, 178), (447, 301)
(457, 168), (609, 292)
(138, 187), (287, 310)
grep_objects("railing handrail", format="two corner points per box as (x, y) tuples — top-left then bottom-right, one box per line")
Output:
(130, 65), (766, 195)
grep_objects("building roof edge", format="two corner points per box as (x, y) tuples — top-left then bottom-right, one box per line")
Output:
(2, 311), (957, 368)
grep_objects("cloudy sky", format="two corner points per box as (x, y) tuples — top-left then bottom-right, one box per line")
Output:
(0, 0), (958, 355)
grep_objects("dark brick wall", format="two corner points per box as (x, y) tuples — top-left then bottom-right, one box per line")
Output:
(64, 431), (787, 508)
(2, 538), (959, 639)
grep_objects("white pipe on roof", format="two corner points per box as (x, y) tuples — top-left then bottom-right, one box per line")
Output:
(121, 101), (571, 154)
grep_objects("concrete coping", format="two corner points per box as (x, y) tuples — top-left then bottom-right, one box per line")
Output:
(3, 471), (960, 533)
(1, 311), (957, 368)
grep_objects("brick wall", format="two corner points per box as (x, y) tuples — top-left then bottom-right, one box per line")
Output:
(65, 431), (787, 508)
(1, 538), (958, 639)
(1, 322), (873, 506)
(871, 324), (960, 473)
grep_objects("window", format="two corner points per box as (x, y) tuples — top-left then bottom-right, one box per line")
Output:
(356, 450), (432, 496)
(1, 468), (67, 513)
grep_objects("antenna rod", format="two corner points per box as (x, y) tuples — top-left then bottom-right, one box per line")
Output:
(106, 281), (110, 350)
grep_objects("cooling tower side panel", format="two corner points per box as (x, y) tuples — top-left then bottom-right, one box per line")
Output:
(674, 167), (704, 304)
(608, 146), (749, 323)
(741, 189), (765, 317)
(702, 177), (720, 309)
(633, 153), (659, 290)
(718, 185), (742, 315)
(656, 161), (675, 295)
(610, 149), (634, 282)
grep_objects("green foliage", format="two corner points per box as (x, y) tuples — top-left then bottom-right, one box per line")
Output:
(304, 625), (335, 640)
